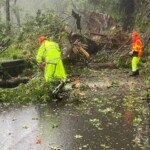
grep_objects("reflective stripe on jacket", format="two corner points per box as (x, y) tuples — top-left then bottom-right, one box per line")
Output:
(132, 39), (142, 53)
(36, 40), (61, 63)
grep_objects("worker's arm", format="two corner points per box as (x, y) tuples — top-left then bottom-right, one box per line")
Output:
(137, 40), (143, 57)
(36, 45), (46, 70)
(36, 45), (45, 63)
(55, 43), (61, 52)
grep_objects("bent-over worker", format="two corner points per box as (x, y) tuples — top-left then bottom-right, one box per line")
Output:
(36, 36), (67, 82)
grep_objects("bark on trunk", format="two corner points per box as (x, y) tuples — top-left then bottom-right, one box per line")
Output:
(12, 0), (20, 27)
(120, 0), (135, 32)
(6, 0), (11, 32)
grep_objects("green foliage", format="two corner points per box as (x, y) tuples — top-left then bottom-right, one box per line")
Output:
(0, 9), (66, 106)
(0, 76), (57, 106)
(0, 10), (64, 62)
(135, 13), (150, 32)
(0, 0), (149, 107)
(134, 1), (150, 32)
(0, 48), (23, 61)
(115, 55), (131, 68)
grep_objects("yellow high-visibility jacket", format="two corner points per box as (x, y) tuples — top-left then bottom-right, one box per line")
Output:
(36, 40), (66, 82)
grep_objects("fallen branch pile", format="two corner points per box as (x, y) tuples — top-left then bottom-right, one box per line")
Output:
(90, 30), (129, 49)
(72, 39), (90, 58)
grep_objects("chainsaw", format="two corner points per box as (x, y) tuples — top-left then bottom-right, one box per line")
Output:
(52, 78), (70, 96)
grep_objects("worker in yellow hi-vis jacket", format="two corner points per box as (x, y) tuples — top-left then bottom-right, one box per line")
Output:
(36, 36), (67, 82)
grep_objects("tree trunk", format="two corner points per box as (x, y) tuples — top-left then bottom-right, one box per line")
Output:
(12, 0), (20, 27)
(6, 0), (11, 33)
(120, 0), (135, 32)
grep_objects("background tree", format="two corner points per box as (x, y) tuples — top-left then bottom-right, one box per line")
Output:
(6, 0), (11, 32)
(119, 0), (135, 32)
(11, 0), (20, 27)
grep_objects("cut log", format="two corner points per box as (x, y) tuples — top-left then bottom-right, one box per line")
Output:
(0, 59), (29, 77)
(0, 77), (30, 88)
(79, 47), (90, 58)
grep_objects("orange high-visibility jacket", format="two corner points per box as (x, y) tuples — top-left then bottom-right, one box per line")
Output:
(132, 39), (142, 52)
(132, 37), (143, 57)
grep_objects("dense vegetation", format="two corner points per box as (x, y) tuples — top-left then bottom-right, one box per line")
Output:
(0, 0), (149, 104)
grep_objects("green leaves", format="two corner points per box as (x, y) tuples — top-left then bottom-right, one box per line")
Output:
(133, 117), (142, 126)
(0, 76), (54, 105)
(75, 134), (83, 139)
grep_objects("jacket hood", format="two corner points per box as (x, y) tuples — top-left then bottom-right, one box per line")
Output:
(133, 35), (140, 43)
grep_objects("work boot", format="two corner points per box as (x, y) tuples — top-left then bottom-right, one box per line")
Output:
(129, 70), (139, 77)
(136, 70), (139, 75)
(129, 71), (137, 77)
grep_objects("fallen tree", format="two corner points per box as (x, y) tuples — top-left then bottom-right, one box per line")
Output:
(0, 77), (30, 88)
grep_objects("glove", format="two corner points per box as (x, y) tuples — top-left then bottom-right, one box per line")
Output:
(40, 62), (46, 70)
(129, 51), (133, 56)
(138, 52), (143, 57)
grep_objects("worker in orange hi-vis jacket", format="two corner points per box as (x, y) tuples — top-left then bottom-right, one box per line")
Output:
(129, 32), (143, 76)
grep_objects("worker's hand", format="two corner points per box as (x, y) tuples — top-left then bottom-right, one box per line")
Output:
(138, 52), (143, 57)
(40, 62), (46, 71)
(129, 51), (133, 56)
